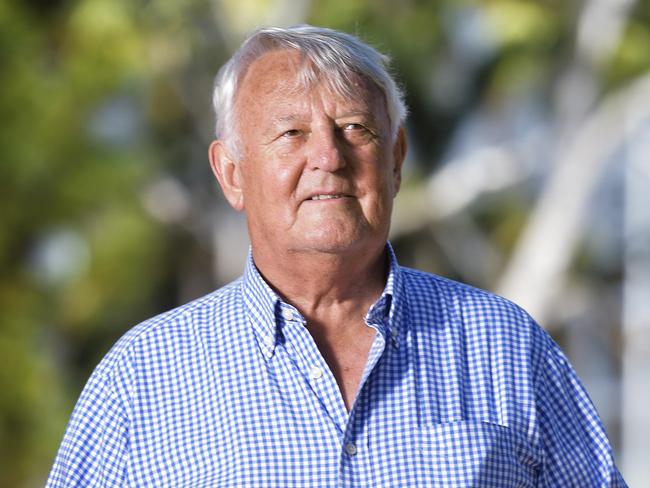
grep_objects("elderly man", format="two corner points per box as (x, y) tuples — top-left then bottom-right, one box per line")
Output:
(47, 25), (626, 487)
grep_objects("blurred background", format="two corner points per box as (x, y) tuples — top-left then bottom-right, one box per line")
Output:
(1, 0), (649, 485)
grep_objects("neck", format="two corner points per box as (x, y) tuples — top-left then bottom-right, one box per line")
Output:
(251, 242), (388, 323)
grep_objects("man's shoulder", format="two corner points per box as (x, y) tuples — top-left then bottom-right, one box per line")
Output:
(400, 265), (522, 306)
(399, 265), (534, 327)
(95, 277), (245, 377)
(399, 265), (551, 375)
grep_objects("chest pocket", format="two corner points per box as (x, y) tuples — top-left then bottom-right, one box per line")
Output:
(417, 421), (539, 487)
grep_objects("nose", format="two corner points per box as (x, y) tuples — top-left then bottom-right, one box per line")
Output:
(306, 128), (346, 172)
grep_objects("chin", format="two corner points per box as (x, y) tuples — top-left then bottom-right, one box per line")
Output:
(292, 226), (377, 256)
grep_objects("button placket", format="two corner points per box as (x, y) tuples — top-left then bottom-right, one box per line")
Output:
(309, 366), (324, 380)
(344, 442), (358, 456)
(279, 305), (349, 433)
(390, 328), (399, 349)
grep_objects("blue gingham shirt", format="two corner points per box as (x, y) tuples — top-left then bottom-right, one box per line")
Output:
(47, 244), (626, 487)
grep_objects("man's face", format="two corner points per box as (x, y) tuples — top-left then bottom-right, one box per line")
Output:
(213, 49), (406, 259)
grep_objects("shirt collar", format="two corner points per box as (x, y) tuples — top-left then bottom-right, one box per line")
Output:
(241, 242), (407, 359)
(364, 242), (407, 349)
(241, 251), (283, 360)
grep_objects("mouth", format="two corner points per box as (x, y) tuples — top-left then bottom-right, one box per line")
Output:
(309, 193), (347, 201)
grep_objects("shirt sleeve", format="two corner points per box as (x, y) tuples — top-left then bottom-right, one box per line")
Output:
(533, 327), (627, 487)
(46, 367), (130, 487)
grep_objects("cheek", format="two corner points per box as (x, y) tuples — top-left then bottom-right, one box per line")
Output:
(275, 164), (301, 193)
(241, 149), (299, 193)
(361, 160), (396, 196)
(362, 169), (398, 219)
(243, 160), (303, 220)
(356, 182), (391, 222)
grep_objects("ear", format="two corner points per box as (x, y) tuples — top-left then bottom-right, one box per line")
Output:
(209, 140), (245, 211)
(391, 127), (407, 196)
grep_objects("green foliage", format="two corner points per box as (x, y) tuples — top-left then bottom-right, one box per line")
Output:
(0, 1), (175, 483)
(605, 19), (650, 89)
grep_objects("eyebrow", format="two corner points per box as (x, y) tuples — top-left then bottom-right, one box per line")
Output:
(336, 110), (375, 119)
(272, 114), (307, 124)
(261, 114), (308, 138)
(273, 109), (375, 123)
(263, 109), (379, 137)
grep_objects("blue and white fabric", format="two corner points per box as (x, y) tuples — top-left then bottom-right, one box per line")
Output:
(47, 244), (626, 487)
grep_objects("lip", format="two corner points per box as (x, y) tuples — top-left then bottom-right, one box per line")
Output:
(304, 191), (354, 202)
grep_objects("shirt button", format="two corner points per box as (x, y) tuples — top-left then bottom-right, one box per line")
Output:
(263, 335), (274, 347)
(281, 309), (294, 321)
(344, 443), (358, 456)
(309, 366), (323, 379)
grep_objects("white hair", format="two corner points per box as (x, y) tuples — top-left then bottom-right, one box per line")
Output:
(212, 25), (408, 155)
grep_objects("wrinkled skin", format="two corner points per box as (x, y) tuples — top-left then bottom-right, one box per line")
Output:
(210, 49), (406, 264)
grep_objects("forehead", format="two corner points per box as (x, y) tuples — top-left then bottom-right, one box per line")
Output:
(235, 49), (385, 117)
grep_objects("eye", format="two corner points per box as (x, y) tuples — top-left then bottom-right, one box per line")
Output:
(342, 123), (366, 131)
(282, 129), (302, 138)
(339, 122), (376, 144)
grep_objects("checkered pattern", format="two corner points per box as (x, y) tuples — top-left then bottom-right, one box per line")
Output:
(47, 243), (627, 487)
